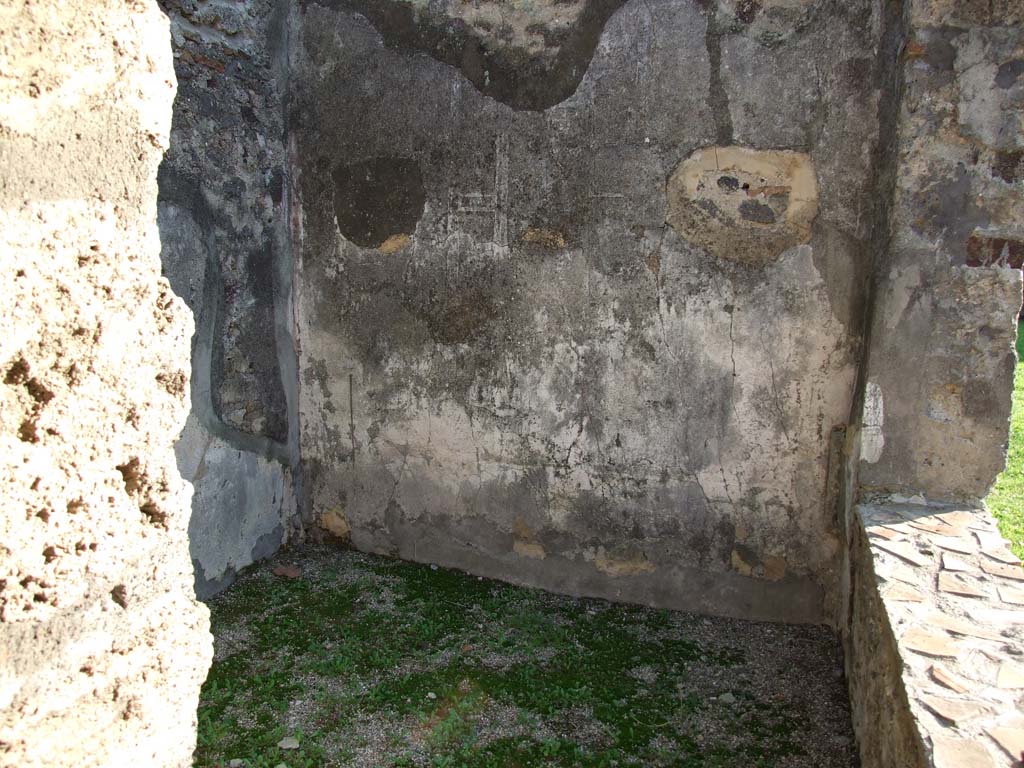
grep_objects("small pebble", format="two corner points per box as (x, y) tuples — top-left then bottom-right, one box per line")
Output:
(229, 761), (244, 768)
(426, 691), (437, 700)
(277, 736), (300, 750)
(719, 692), (736, 704)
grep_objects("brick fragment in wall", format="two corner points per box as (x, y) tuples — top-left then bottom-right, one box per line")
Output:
(966, 234), (1024, 270)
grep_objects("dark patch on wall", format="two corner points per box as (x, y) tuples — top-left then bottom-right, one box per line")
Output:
(192, 559), (236, 601)
(913, 163), (986, 254)
(738, 199), (777, 224)
(717, 175), (741, 191)
(332, 157), (426, 248)
(995, 59), (1024, 88)
(992, 149), (1024, 183)
(696, 0), (734, 145)
(301, 0), (629, 111)
(238, 241), (289, 442)
(159, 9), (293, 447)
(735, 0), (762, 25)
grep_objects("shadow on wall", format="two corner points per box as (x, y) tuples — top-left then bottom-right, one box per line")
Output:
(155, 0), (300, 599)
(157, 170), (293, 599)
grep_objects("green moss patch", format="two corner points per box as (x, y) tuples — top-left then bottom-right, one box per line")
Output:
(987, 322), (1024, 560)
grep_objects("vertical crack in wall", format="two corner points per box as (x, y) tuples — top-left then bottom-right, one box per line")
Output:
(837, 0), (910, 631)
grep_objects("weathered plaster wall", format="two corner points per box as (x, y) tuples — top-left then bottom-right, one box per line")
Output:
(0, 1), (211, 765)
(854, 0), (1024, 502)
(292, 0), (887, 623)
(157, 0), (300, 596)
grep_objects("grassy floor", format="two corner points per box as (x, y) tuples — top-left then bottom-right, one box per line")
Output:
(987, 324), (1024, 560)
(195, 548), (856, 768)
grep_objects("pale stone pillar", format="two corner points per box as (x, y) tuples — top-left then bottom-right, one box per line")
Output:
(0, 2), (211, 766)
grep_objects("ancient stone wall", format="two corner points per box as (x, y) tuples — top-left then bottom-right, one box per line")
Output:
(149, 0), (1023, 633)
(291, 0), (887, 623)
(0, 1), (210, 766)
(157, 0), (301, 597)
(854, 0), (1024, 501)
(849, 503), (1024, 768)
(840, 0), (1024, 763)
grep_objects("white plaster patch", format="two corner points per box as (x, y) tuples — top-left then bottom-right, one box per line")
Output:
(885, 264), (920, 330)
(861, 381), (885, 463)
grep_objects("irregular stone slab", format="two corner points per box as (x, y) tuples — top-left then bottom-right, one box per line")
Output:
(942, 553), (975, 573)
(878, 561), (926, 586)
(998, 586), (1024, 606)
(930, 665), (971, 694)
(985, 548), (1023, 566)
(868, 525), (905, 541)
(876, 540), (933, 567)
(909, 520), (959, 536)
(976, 533), (1021, 565)
(920, 694), (990, 725)
(933, 536), (977, 555)
(986, 724), (1024, 762)
(901, 627), (961, 659)
(969, 607), (1024, 626)
(665, 146), (818, 265)
(885, 583), (926, 602)
(997, 662), (1024, 689)
(938, 572), (989, 599)
(980, 559), (1024, 582)
(936, 511), (982, 528)
(884, 522), (916, 536)
(931, 735), (997, 768)
(926, 612), (1003, 642)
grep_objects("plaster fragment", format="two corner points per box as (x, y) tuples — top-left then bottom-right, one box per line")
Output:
(861, 382), (884, 463)
(665, 146), (818, 265)
(594, 549), (656, 577)
(322, 508), (352, 541)
(513, 540), (546, 560)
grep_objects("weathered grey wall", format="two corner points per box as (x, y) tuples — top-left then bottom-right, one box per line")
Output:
(854, 0), (1024, 502)
(292, 0), (888, 623)
(0, 1), (211, 765)
(157, 0), (301, 597)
